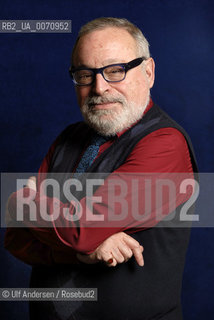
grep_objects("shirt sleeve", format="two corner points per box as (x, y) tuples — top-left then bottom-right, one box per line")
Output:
(4, 136), (79, 265)
(4, 227), (54, 265)
(6, 127), (194, 256)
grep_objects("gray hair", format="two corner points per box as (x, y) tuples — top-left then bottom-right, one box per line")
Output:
(71, 17), (150, 63)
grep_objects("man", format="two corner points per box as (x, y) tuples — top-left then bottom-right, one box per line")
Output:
(5, 17), (197, 319)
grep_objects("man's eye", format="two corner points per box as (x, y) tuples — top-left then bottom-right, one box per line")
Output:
(79, 73), (92, 79)
(75, 72), (93, 83)
(106, 67), (124, 74)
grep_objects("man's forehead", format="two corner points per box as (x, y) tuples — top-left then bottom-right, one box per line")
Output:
(76, 27), (136, 51)
(72, 27), (137, 66)
(73, 55), (138, 69)
(75, 58), (129, 68)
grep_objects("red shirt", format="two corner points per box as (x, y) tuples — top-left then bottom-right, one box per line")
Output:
(5, 100), (194, 265)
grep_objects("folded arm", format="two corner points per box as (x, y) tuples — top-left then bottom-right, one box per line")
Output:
(5, 128), (193, 265)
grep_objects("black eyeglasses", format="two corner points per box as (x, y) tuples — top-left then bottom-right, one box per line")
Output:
(69, 57), (146, 86)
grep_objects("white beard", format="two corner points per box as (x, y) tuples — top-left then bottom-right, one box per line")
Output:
(80, 94), (150, 136)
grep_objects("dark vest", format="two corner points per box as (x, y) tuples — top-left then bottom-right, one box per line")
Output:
(30, 103), (198, 320)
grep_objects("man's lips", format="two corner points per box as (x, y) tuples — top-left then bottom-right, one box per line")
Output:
(90, 102), (118, 110)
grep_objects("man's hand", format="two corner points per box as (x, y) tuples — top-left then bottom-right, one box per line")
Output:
(77, 232), (144, 267)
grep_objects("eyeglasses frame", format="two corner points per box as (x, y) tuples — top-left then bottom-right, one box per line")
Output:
(69, 57), (146, 86)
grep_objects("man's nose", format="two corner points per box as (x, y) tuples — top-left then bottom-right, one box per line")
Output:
(91, 73), (111, 95)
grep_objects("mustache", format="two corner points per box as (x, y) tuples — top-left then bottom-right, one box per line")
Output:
(85, 95), (126, 108)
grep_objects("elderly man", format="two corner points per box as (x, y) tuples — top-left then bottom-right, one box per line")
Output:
(5, 17), (197, 320)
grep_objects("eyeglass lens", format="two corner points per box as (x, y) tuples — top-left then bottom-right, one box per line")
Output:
(73, 65), (125, 85)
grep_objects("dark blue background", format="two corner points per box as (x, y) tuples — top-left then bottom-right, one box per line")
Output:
(1, 0), (214, 319)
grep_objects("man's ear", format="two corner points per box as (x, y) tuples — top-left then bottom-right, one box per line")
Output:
(145, 57), (155, 89)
